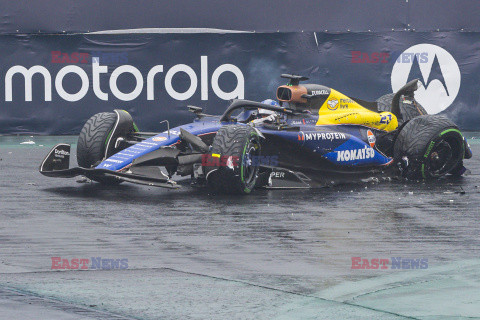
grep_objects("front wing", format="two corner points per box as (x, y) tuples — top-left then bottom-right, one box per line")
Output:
(39, 144), (179, 188)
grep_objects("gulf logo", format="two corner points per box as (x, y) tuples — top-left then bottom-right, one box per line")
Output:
(367, 130), (376, 147)
(152, 136), (167, 142)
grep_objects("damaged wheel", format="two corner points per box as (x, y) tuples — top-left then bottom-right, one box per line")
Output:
(376, 93), (427, 124)
(394, 115), (465, 179)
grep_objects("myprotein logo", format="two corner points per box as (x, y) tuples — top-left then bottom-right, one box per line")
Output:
(5, 56), (244, 102)
(298, 132), (346, 141)
(391, 44), (461, 114)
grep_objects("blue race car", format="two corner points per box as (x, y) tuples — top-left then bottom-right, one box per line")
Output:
(40, 74), (472, 194)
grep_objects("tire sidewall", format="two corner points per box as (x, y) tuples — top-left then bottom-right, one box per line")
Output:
(209, 125), (261, 194)
(77, 112), (117, 168)
(421, 128), (464, 179)
(394, 115), (465, 179)
(239, 130), (261, 193)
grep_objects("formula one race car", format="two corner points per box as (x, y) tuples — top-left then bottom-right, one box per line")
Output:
(40, 74), (472, 194)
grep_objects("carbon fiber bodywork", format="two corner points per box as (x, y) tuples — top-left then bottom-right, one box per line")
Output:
(39, 77), (471, 189)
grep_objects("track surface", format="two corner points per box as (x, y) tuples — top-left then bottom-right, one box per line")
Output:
(0, 135), (479, 319)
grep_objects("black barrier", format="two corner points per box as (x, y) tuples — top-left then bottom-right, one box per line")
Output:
(0, 32), (479, 134)
(1, 0), (479, 34)
(0, 0), (405, 34)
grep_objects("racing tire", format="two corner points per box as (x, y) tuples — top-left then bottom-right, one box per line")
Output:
(207, 125), (261, 194)
(394, 115), (465, 180)
(77, 112), (121, 185)
(377, 93), (427, 123)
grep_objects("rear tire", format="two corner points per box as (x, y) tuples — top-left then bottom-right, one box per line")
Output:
(207, 125), (261, 194)
(77, 112), (121, 185)
(377, 93), (427, 124)
(376, 93), (396, 112)
(394, 115), (465, 180)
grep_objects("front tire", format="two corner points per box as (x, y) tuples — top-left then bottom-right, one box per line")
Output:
(77, 112), (123, 185)
(77, 112), (117, 168)
(394, 115), (465, 179)
(207, 125), (261, 194)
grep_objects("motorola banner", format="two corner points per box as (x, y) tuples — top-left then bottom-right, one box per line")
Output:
(0, 32), (479, 134)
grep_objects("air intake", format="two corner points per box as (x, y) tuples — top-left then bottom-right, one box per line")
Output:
(277, 87), (292, 101)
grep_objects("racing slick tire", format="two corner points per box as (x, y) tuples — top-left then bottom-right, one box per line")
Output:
(377, 93), (427, 123)
(77, 111), (135, 184)
(207, 125), (261, 194)
(394, 115), (465, 180)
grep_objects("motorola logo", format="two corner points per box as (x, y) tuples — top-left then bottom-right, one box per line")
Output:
(5, 56), (244, 102)
(391, 44), (461, 114)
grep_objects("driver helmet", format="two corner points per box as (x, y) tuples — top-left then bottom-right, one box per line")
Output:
(259, 99), (279, 116)
(261, 99), (280, 106)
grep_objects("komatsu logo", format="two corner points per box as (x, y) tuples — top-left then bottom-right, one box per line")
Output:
(391, 44), (461, 114)
(5, 56), (244, 102)
(337, 146), (374, 162)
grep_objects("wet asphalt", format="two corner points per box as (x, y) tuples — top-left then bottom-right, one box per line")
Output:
(0, 134), (479, 319)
